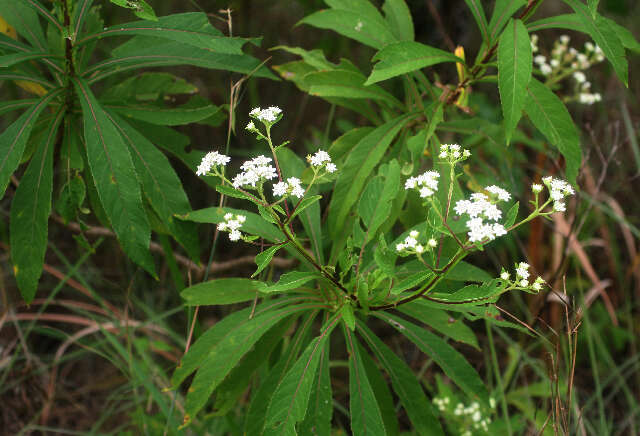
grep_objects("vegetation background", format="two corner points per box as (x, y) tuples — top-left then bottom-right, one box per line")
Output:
(0, 0), (639, 434)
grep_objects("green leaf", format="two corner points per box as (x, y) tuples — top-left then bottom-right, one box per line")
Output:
(288, 195), (322, 222)
(446, 261), (493, 282)
(562, 0), (628, 86)
(184, 303), (315, 422)
(101, 72), (197, 101)
(56, 175), (86, 223)
(0, 52), (61, 68)
(397, 304), (479, 349)
(328, 113), (417, 245)
(588, 0), (599, 17)
(305, 69), (402, 108)
(76, 12), (253, 54)
(376, 312), (489, 403)
(10, 108), (63, 303)
(0, 89), (61, 197)
(180, 207), (284, 242)
(488, 0), (527, 43)
(23, 0), (63, 34)
(106, 101), (221, 126)
(299, 340), (332, 436)
(357, 321), (445, 436)
(109, 0), (157, 21)
(344, 328), (388, 436)
(382, 0), (414, 41)
(107, 113), (199, 259)
(254, 244), (286, 278)
(213, 317), (296, 416)
(72, 0), (94, 40)
(358, 160), (400, 243)
(86, 38), (276, 83)
(0, 0), (47, 49)
(341, 304), (356, 331)
(0, 99), (36, 117)
(299, 5), (396, 50)
(391, 271), (432, 295)
(264, 315), (340, 435)
(180, 278), (265, 306)
(524, 78), (581, 184)
(498, 19), (532, 143)
(73, 78), (156, 276)
(504, 201), (519, 227)
(465, 0), (489, 43)
(430, 279), (505, 304)
(366, 41), (462, 85)
(261, 271), (319, 294)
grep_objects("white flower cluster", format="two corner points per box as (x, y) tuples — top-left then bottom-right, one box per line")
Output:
(232, 155), (278, 189)
(249, 106), (282, 124)
(453, 401), (491, 432)
(531, 34), (603, 104)
(196, 151), (230, 176)
(433, 396), (450, 412)
(396, 230), (437, 254)
(405, 171), (440, 198)
(307, 150), (337, 173)
(217, 213), (246, 241)
(273, 177), (305, 198)
(438, 143), (470, 163)
(542, 176), (575, 212)
(455, 189), (510, 243)
(500, 262), (545, 290)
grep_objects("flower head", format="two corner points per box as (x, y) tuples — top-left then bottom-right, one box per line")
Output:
(217, 213), (247, 242)
(308, 150), (337, 174)
(405, 171), (440, 198)
(196, 151), (231, 176)
(542, 177), (575, 212)
(249, 106), (282, 124)
(439, 143), (471, 164)
(232, 155), (278, 189)
(273, 177), (305, 198)
(455, 186), (511, 243)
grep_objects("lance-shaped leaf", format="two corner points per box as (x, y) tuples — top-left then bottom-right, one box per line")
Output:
(344, 327), (388, 436)
(0, 0), (46, 49)
(562, 0), (627, 86)
(359, 342), (399, 435)
(465, 0), (489, 43)
(375, 312), (490, 403)
(261, 271), (320, 294)
(184, 303), (317, 423)
(75, 12), (253, 54)
(0, 52), (61, 68)
(264, 315), (340, 435)
(180, 278), (266, 306)
(357, 321), (445, 436)
(328, 113), (417, 242)
(524, 78), (581, 183)
(0, 89), (61, 197)
(73, 78), (156, 276)
(106, 101), (221, 126)
(299, 339), (332, 436)
(488, 0), (526, 43)
(72, 0), (94, 39)
(398, 303), (479, 349)
(383, 0), (414, 41)
(10, 108), (63, 303)
(85, 38), (276, 83)
(366, 41), (462, 85)
(498, 19), (532, 143)
(106, 112), (199, 258)
(0, 99), (37, 116)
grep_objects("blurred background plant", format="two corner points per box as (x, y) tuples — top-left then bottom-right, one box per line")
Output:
(0, 0), (639, 435)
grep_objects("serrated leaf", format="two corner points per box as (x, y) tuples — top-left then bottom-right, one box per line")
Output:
(73, 78), (155, 276)
(344, 328), (387, 436)
(254, 244), (286, 278)
(465, 0), (489, 43)
(289, 194), (322, 222)
(181, 278), (265, 305)
(10, 109), (63, 302)
(184, 303), (315, 422)
(488, 0), (527, 43)
(382, 0), (414, 41)
(562, 0), (627, 86)
(106, 100), (221, 126)
(56, 175), (86, 223)
(261, 271), (319, 294)
(357, 321), (445, 436)
(264, 315), (340, 435)
(498, 19), (532, 143)
(328, 113), (417, 249)
(108, 113), (199, 259)
(430, 279), (505, 304)
(366, 41), (462, 85)
(376, 312), (489, 403)
(524, 78), (581, 184)
(397, 304), (479, 349)
(391, 271), (432, 295)
(299, 7), (395, 50)
(85, 38), (276, 84)
(0, 89), (61, 197)
(504, 201), (519, 227)
(109, 0), (156, 20)
(305, 69), (402, 108)
(299, 340), (332, 436)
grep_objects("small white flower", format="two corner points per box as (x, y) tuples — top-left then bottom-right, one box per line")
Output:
(519, 279), (529, 287)
(354, 20), (363, 32)
(246, 121), (256, 131)
(516, 262), (530, 280)
(560, 35), (570, 45)
(415, 245), (424, 254)
(532, 277), (545, 291)
(486, 185), (511, 201)
(218, 213), (246, 242)
(196, 151), (231, 176)
(428, 238), (438, 248)
(540, 63), (552, 75)
(573, 71), (586, 83)
(534, 55), (547, 65)
(500, 271), (510, 280)
(409, 230), (419, 238)
(532, 184), (543, 193)
(585, 41), (595, 52)
(325, 162), (337, 173)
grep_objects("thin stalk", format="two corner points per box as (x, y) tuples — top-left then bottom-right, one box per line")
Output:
(486, 320), (513, 435)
